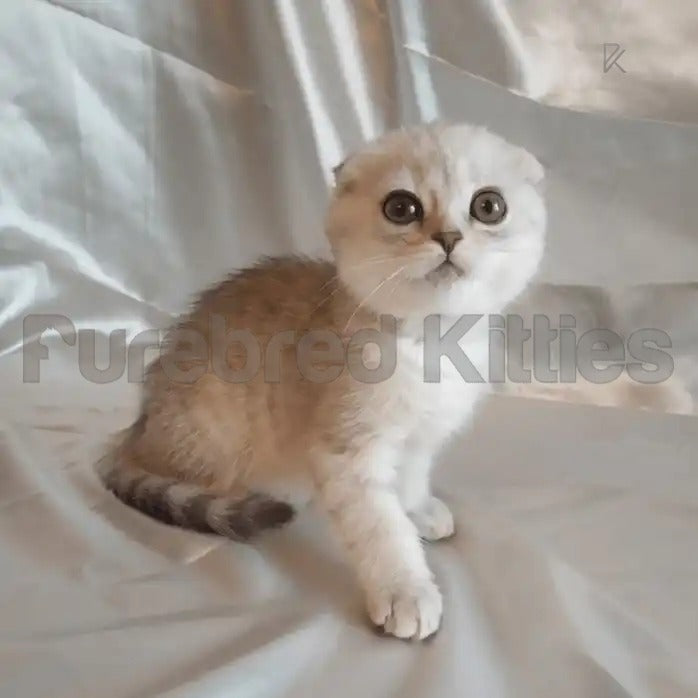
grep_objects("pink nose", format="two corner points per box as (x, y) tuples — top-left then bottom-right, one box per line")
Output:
(431, 230), (463, 254)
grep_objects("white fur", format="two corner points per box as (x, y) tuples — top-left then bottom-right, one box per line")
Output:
(321, 123), (546, 639)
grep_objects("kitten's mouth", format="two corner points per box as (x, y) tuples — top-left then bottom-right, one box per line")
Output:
(425, 258), (466, 283)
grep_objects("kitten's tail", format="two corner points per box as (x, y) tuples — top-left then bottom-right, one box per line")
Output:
(96, 440), (294, 541)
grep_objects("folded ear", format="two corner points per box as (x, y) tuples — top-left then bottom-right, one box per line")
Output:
(331, 154), (359, 193)
(332, 159), (346, 181)
(515, 148), (545, 185)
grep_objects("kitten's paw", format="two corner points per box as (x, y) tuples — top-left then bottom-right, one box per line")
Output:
(409, 496), (455, 541)
(367, 578), (443, 640)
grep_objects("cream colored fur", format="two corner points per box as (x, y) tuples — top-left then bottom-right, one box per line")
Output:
(99, 122), (547, 640)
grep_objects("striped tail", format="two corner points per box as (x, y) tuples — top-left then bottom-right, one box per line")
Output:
(96, 455), (294, 541)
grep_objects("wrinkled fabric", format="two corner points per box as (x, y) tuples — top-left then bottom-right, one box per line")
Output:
(0, 1), (697, 697)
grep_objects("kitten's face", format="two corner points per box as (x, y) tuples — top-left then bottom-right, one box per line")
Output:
(326, 124), (546, 318)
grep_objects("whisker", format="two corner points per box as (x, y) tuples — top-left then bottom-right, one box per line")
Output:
(319, 252), (436, 293)
(386, 273), (406, 302)
(316, 252), (438, 318)
(317, 255), (398, 292)
(343, 264), (408, 334)
(310, 286), (342, 315)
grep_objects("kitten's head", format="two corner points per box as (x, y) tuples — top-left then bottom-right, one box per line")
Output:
(326, 123), (546, 319)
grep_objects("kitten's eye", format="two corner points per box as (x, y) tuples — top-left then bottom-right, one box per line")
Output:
(382, 190), (423, 225)
(470, 188), (507, 225)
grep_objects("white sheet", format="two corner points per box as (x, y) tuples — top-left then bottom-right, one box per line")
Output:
(1, 2), (697, 696)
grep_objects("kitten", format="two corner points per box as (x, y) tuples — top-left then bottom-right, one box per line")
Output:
(98, 122), (546, 640)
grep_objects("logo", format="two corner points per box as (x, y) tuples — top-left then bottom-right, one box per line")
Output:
(603, 43), (626, 73)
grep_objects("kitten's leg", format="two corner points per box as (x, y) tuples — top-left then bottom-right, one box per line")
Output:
(313, 443), (442, 640)
(397, 445), (454, 542)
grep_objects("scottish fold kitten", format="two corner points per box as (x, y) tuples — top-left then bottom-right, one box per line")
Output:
(98, 122), (546, 639)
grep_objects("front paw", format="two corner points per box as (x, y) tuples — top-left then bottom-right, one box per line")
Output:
(409, 496), (455, 541)
(366, 578), (443, 640)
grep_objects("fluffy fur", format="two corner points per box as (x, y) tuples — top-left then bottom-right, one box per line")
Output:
(98, 122), (546, 640)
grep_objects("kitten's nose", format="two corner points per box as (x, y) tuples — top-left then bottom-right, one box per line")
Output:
(431, 230), (463, 255)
